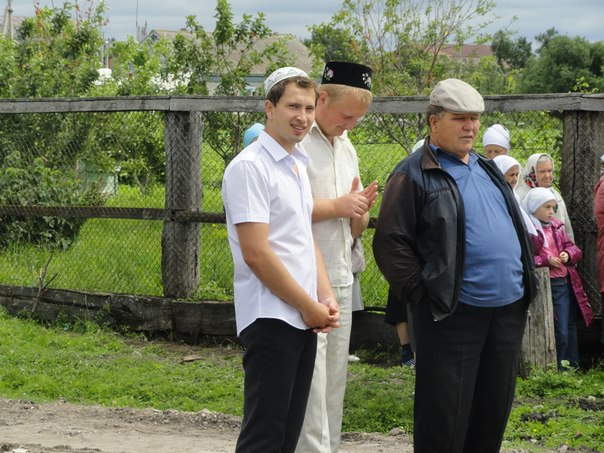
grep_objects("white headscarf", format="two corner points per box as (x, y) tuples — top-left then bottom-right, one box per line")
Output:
(482, 124), (510, 152)
(412, 139), (425, 153)
(493, 155), (537, 236)
(522, 187), (557, 245)
(493, 155), (521, 189)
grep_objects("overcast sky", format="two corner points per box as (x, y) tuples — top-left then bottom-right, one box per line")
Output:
(10, 0), (604, 45)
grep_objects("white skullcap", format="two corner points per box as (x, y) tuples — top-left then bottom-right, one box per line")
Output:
(412, 139), (425, 153)
(264, 67), (309, 96)
(482, 124), (510, 151)
(429, 78), (484, 113)
(522, 187), (557, 215)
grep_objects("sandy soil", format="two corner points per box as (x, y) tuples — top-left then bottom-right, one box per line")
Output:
(0, 397), (412, 453)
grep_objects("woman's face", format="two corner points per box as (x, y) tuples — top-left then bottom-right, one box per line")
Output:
(504, 166), (520, 188)
(484, 144), (507, 159)
(536, 159), (554, 187)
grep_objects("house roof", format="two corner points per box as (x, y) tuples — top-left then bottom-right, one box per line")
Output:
(144, 29), (313, 75)
(439, 44), (493, 59)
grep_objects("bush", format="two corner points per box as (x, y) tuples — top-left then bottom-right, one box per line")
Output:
(0, 150), (104, 249)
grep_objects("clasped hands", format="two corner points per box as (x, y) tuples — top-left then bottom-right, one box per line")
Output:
(548, 251), (569, 267)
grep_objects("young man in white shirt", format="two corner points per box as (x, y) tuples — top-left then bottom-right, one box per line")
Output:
(222, 67), (340, 453)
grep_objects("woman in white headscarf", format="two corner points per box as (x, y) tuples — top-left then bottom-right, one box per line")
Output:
(482, 124), (510, 159)
(493, 155), (537, 236)
(515, 153), (574, 241)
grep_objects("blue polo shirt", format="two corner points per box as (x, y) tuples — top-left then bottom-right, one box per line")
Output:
(434, 148), (524, 307)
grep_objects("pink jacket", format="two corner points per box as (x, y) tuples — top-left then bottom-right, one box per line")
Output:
(530, 218), (593, 327)
(594, 179), (604, 293)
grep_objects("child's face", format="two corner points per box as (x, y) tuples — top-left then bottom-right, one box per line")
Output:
(504, 167), (520, 188)
(534, 200), (557, 223)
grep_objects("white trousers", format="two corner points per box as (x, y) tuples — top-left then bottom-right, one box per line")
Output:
(296, 285), (353, 453)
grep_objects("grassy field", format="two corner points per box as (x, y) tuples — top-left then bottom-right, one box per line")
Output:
(0, 309), (602, 451)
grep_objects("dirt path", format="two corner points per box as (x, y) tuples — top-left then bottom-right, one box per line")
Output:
(0, 398), (411, 452)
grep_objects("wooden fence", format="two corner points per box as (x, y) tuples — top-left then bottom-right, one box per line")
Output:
(0, 93), (602, 352)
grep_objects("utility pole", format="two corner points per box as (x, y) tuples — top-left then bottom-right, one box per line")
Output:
(1, 0), (14, 40)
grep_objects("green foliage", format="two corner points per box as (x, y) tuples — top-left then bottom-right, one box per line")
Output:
(505, 366), (604, 450)
(509, 28), (604, 94)
(310, 0), (498, 151)
(0, 310), (244, 414)
(0, 151), (103, 249)
(0, 308), (602, 451)
(5, 1), (106, 98)
(492, 30), (532, 70)
(304, 24), (362, 73)
(166, 0), (292, 166)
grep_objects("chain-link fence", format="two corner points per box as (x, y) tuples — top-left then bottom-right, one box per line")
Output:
(0, 95), (601, 319)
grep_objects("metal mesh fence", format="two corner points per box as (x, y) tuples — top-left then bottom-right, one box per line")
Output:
(0, 100), (600, 318)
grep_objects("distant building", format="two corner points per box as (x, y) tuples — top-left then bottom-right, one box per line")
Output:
(438, 44), (493, 64)
(143, 29), (313, 94)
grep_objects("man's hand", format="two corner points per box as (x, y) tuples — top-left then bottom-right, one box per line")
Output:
(334, 177), (379, 218)
(314, 298), (340, 333)
(301, 300), (340, 333)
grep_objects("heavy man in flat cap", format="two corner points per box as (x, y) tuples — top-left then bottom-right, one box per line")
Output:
(223, 67), (340, 453)
(296, 61), (379, 453)
(373, 78), (536, 452)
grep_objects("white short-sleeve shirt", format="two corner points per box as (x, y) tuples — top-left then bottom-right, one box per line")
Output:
(299, 123), (362, 287)
(222, 131), (318, 335)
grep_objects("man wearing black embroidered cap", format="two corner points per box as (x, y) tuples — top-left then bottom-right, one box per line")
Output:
(296, 61), (379, 453)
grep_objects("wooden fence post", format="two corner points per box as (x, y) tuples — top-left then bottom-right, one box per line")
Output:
(561, 109), (604, 319)
(520, 267), (557, 374)
(162, 111), (203, 298)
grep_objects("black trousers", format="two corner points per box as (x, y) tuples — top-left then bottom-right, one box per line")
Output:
(411, 298), (528, 453)
(236, 318), (317, 453)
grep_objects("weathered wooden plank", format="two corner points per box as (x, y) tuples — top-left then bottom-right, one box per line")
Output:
(0, 94), (602, 115)
(520, 268), (557, 373)
(0, 96), (171, 113)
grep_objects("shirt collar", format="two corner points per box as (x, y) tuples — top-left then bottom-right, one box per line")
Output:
(257, 130), (309, 166)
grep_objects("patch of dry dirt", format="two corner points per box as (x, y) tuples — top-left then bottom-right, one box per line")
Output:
(0, 398), (411, 452)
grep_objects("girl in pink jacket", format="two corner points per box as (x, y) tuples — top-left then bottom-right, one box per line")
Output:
(523, 188), (593, 370)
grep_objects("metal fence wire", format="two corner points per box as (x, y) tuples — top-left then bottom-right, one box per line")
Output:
(0, 97), (600, 320)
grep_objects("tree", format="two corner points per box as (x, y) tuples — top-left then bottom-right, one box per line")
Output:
(518, 35), (602, 93)
(491, 30), (532, 70)
(318, 0), (498, 152)
(304, 24), (361, 69)
(165, 0), (294, 166)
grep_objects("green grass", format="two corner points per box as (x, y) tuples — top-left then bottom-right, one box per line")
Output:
(1, 308), (602, 451)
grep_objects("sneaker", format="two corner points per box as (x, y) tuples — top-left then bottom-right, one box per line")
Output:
(348, 354), (360, 363)
(400, 357), (415, 369)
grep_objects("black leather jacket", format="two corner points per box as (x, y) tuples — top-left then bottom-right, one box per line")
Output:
(372, 139), (537, 321)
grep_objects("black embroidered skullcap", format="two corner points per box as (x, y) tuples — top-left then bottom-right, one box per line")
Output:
(321, 61), (373, 91)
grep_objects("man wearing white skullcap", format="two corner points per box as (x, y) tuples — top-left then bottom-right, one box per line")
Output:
(482, 123), (510, 159)
(223, 67), (339, 452)
(374, 78), (536, 453)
